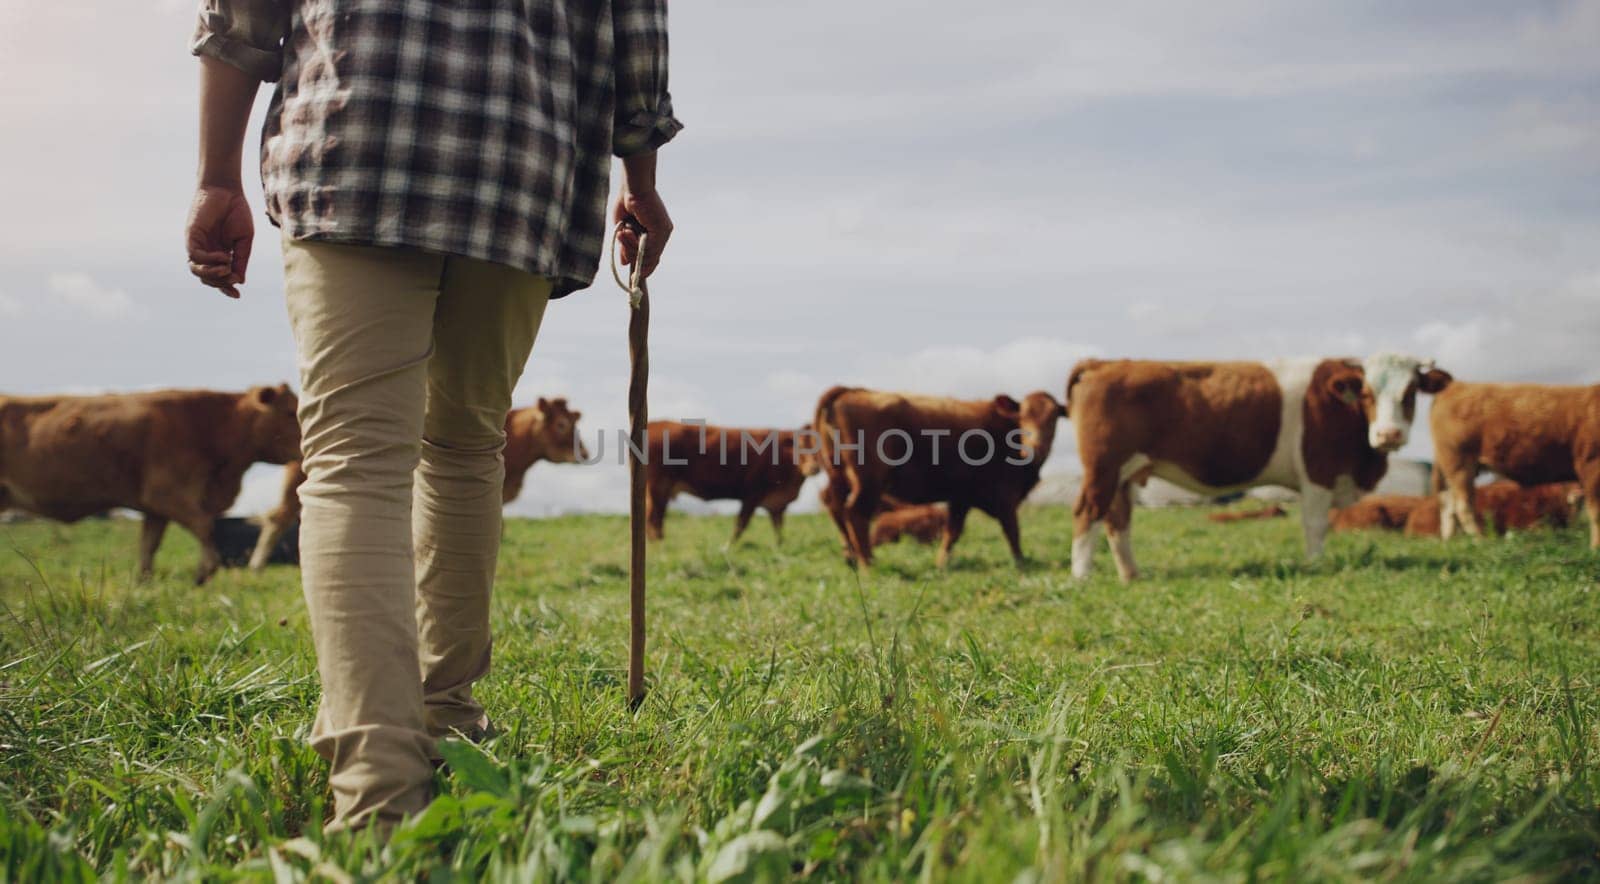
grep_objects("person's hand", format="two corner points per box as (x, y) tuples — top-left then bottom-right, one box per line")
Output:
(186, 184), (254, 298)
(613, 152), (672, 278)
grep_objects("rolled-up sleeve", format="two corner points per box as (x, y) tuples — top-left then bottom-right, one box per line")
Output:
(189, 0), (289, 83)
(611, 0), (684, 157)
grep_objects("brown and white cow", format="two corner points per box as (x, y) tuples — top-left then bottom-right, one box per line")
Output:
(0, 386), (302, 584)
(503, 397), (589, 503)
(1067, 354), (1450, 580)
(644, 422), (820, 543)
(813, 387), (1063, 567)
(1430, 382), (1600, 548)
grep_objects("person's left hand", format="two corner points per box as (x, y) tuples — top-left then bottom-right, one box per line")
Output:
(186, 185), (254, 298)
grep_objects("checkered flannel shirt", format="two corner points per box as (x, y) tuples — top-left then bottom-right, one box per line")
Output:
(191, 0), (682, 297)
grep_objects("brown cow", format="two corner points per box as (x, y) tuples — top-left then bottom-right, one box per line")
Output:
(644, 422), (819, 543)
(0, 386), (302, 584)
(1329, 495), (1427, 533)
(1430, 382), (1600, 548)
(869, 503), (948, 548)
(1067, 355), (1450, 581)
(503, 397), (589, 503)
(1405, 481), (1584, 538)
(245, 396), (589, 566)
(814, 387), (1063, 567)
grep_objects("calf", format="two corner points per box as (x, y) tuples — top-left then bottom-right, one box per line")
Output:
(503, 397), (588, 503)
(0, 386), (302, 584)
(869, 503), (948, 548)
(814, 387), (1063, 567)
(1330, 495), (1427, 533)
(1406, 480), (1584, 538)
(1430, 382), (1600, 548)
(645, 422), (819, 543)
(1067, 354), (1450, 580)
(1208, 504), (1288, 524)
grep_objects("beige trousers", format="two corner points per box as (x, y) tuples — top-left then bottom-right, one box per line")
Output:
(282, 238), (551, 826)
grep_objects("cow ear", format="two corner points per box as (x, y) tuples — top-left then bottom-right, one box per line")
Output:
(1327, 373), (1363, 407)
(570, 411), (581, 421)
(536, 396), (550, 411)
(254, 386), (278, 408)
(993, 395), (1021, 419)
(1418, 367), (1453, 394)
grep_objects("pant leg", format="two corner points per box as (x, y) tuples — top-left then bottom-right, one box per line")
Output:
(282, 238), (443, 827)
(414, 256), (552, 737)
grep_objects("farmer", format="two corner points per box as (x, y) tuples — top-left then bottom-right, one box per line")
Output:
(185, 0), (680, 830)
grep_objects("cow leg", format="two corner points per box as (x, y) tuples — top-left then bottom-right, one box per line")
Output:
(645, 482), (669, 541)
(1436, 460), (1480, 541)
(248, 516), (290, 571)
(768, 506), (786, 545)
(821, 474), (856, 561)
(937, 502), (970, 569)
(138, 515), (168, 579)
(1579, 465), (1600, 550)
(1105, 482), (1138, 582)
(730, 500), (758, 544)
(1071, 471), (1119, 579)
(165, 509), (222, 585)
(1300, 484), (1334, 559)
(995, 506), (1025, 567)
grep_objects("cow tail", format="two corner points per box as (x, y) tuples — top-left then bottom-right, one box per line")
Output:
(814, 385), (853, 435)
(1064, 359), (1100, 415)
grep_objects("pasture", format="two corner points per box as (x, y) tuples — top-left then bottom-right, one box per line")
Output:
(2, 506), (1598, 880)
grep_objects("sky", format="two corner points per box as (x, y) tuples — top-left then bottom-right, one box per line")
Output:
(1, 0), (1596, 516)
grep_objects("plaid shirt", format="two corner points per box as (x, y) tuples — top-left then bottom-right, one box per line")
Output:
(191, 0), (681, 297)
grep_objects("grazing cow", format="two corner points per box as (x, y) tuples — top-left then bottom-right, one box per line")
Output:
(1430, 382), (1600, 548)
(0, 386), (302, 584)
(814, 387), (1063, 567)
(644, 422), (820, 543)
(503, 397), (589, 503)
(1329, 495), (1427, 533)
(869, 503), (948, 548)
(1067, 354), (1450, 580)
(1405, 481), (1584, 538)
(1208, 504), (1288, 524)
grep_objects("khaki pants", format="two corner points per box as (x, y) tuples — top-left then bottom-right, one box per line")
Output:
(283, 238), (551, 826)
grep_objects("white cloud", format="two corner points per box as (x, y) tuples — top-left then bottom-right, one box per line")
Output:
(0, 291), (21, 316)
(868, 337), (1099, 401)
(48, 272), (140, 320)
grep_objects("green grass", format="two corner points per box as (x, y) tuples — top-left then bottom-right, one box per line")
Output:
(2, 506), (1598, 881)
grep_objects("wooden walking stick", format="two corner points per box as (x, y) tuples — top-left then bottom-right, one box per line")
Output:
(613, 221), (650, 710)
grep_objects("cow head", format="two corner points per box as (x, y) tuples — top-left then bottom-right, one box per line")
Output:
(530, 397), (588, 463)
(1339, 354), (1452, 453)
(792, 427), (823, 477)
(997, 391), (1064, 464)
(244, 383), (302, 464)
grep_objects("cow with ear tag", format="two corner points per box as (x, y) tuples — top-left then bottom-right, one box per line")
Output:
(503, 397), (589, 503)
(1067, 354), (1450, 581)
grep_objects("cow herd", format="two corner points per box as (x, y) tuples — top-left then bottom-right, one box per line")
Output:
(1, 351), (1596, 584)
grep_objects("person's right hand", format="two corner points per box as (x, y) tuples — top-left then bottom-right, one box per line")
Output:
(613, 186), (672, 279)
(186, 184), (255, 298)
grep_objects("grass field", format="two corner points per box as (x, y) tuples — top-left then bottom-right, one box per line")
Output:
(2, 505), (1598, 881)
